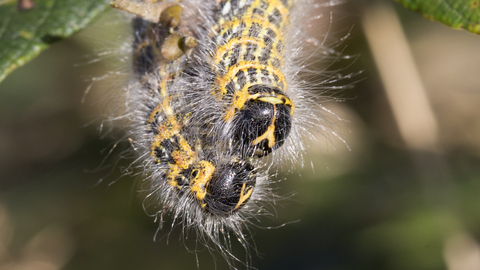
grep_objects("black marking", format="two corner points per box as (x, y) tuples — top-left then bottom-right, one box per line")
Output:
(247, 67), (257, 78)
(229, 43), (242, 66)
(226, 81), (236, 95)
(244, 42), (256, 61)
(156, 139), (176, 164)
(236, 70), (247, 89)
(218, 60), (226, 71)
(261, 69), (270, 77)
(268, 8), (283, 26)
(148, 116), (160, 134)
(223, 28), (233, 40)
(232, 28), (242, 39)
(252, 8), (264, 16)
(258, 45), (271, 63)
(222, 51), (229, 61)
(248, 23), (261, 38)
(239, 20), (247, 30)
(265, 28), (276, 44)
(272, 73), (279, 82)
(177, 168), (192, 187)
(247, 84), (283, 95)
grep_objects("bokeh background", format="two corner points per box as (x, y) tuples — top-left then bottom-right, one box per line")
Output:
(1, 0), (480, 269)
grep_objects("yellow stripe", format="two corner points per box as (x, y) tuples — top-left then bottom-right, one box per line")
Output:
(252, 107), (276, 147)
(215, 61), (286, 95)
(213, 36), (283, 67)
(234, 182), (254, 210)
(190, 161), (215, 202)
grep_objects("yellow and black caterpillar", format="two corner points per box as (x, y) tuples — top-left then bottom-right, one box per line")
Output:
(184, 0), (344, 166)
(177, 0), (296, 159)
(209, 0), (295, 157)
(111, 0), (348, 267)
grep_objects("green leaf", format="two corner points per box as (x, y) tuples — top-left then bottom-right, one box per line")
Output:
(0, 0), (111, 83)
(397, 0), (480, 34)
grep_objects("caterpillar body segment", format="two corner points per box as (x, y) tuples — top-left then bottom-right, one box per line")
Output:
(209, 0), (296, 158)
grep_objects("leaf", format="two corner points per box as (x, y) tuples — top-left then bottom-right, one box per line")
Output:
(397, 0), (480, 34)
(0, 0), (111, 83)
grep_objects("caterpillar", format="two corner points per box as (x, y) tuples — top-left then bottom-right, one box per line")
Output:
(206, 0), (295, 158)
(181, 0), (348, 166)
(110, 0), (350, 267)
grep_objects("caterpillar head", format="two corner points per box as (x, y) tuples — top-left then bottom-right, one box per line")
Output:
(190, 160), (256, 216)
(231, 84), (293, 157)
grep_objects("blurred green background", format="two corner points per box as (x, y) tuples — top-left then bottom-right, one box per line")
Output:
(1, 0), (480, 269)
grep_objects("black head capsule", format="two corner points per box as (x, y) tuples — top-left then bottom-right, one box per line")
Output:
(203, 161), (256, 216)
(231, 85), (293, 157)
